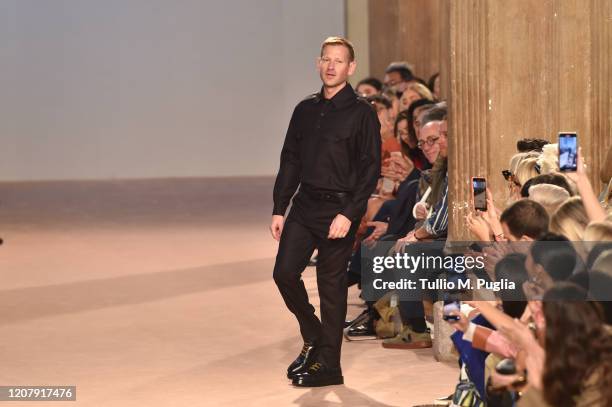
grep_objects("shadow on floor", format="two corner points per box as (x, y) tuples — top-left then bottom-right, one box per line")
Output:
(0, 258), (274, 325)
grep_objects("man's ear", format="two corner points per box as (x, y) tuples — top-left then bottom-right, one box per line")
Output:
(348, 60), (357, 76)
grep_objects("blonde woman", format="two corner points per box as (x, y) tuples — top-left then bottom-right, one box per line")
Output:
(550, 197), (590, 241)
(398, 82), (434, 111)
(515, 156), (541, 187)
(505, 152), (540, 203)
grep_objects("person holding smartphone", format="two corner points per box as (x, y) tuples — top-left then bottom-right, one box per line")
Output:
(270, 37), (381, 387)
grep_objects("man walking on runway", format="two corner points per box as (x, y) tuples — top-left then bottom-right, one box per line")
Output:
(270, 37), (381, 387)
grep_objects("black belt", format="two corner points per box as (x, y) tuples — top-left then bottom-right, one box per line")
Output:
(300, 185), (351, 203)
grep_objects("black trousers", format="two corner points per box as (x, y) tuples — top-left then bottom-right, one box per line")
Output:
(273, 190), (358, 368)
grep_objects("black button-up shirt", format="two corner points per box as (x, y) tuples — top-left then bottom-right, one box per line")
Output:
(273, 83), (381, 221)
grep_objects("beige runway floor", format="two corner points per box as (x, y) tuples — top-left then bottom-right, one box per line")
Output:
(0, 177), (458, 406)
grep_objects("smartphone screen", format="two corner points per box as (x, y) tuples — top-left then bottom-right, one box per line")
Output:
(443, 300), (461, 321)
(558, 132), (577, 172)
(472, 177), (487, 211)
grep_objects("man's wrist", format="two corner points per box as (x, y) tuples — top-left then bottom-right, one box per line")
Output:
(414, 228), (427, 240)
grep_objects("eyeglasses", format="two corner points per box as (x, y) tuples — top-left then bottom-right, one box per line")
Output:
(502, 170), (521, 187)
(417, 136), (439, 148)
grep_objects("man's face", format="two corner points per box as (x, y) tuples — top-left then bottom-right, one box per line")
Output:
(384, 71), (407, 93)
(417, 121), (441, 163)
(438, 119), (448, 158)
(318, 45), (356, 88)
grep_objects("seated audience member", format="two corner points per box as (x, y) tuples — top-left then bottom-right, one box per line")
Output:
(524, 233), (578, 297)
(381, 88), (400, 125)
(427, 72), (440, 100)
(356, 77), (383, 97)
(526, 183), (570, 216)
(398, 82), (434, 111)
(503, 151), (541, 202)
(499, 199), (549, 241)
(402, 99), (435, 170)
(383, 61), (414, 94)
(549, 196), (589, 241)
(514, 156), (541, 188)
(367, 94), (401, 170)
(514, 283), (612, 407)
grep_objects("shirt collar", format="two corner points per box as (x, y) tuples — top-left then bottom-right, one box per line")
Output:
(315, 83), (356, 108)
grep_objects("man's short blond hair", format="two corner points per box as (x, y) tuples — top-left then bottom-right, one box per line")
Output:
(320, 36), (355, 61)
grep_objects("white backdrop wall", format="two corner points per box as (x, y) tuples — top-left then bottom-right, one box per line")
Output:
(0, 0), (345, 180)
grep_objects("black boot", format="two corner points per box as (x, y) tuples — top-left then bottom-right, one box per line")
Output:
(287, 342), (316, 379)
(292, 362), (343, 387)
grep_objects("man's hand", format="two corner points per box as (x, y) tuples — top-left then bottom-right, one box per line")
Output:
(366, 221), (388, 240)
(447, 311), (469, 332)
(363, 221), (388, 246)
(413, 202), (429, 220)
(328, 214), (352, 239)
(393, 230), (417, 253)
(270, 215), (284, 241)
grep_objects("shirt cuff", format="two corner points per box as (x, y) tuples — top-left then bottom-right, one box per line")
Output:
(463, 322), (477, 342)
(272, 205), (287, 216)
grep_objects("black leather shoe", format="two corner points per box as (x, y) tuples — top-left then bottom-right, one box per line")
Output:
(287, 342), (316, 379)
(292, 362), (343, 387)
(344, 309), (368, 328)
(343, 312), (376, 341)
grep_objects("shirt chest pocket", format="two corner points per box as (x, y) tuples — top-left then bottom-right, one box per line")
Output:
(322, 126), (353, 143)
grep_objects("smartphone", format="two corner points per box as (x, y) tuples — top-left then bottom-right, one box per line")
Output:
(558, 132), (578, 172)
(443, 300), (461, 322)
(472, 177), (487, 211)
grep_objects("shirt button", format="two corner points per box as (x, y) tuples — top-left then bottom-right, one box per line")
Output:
(320, 112), (325, 117)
